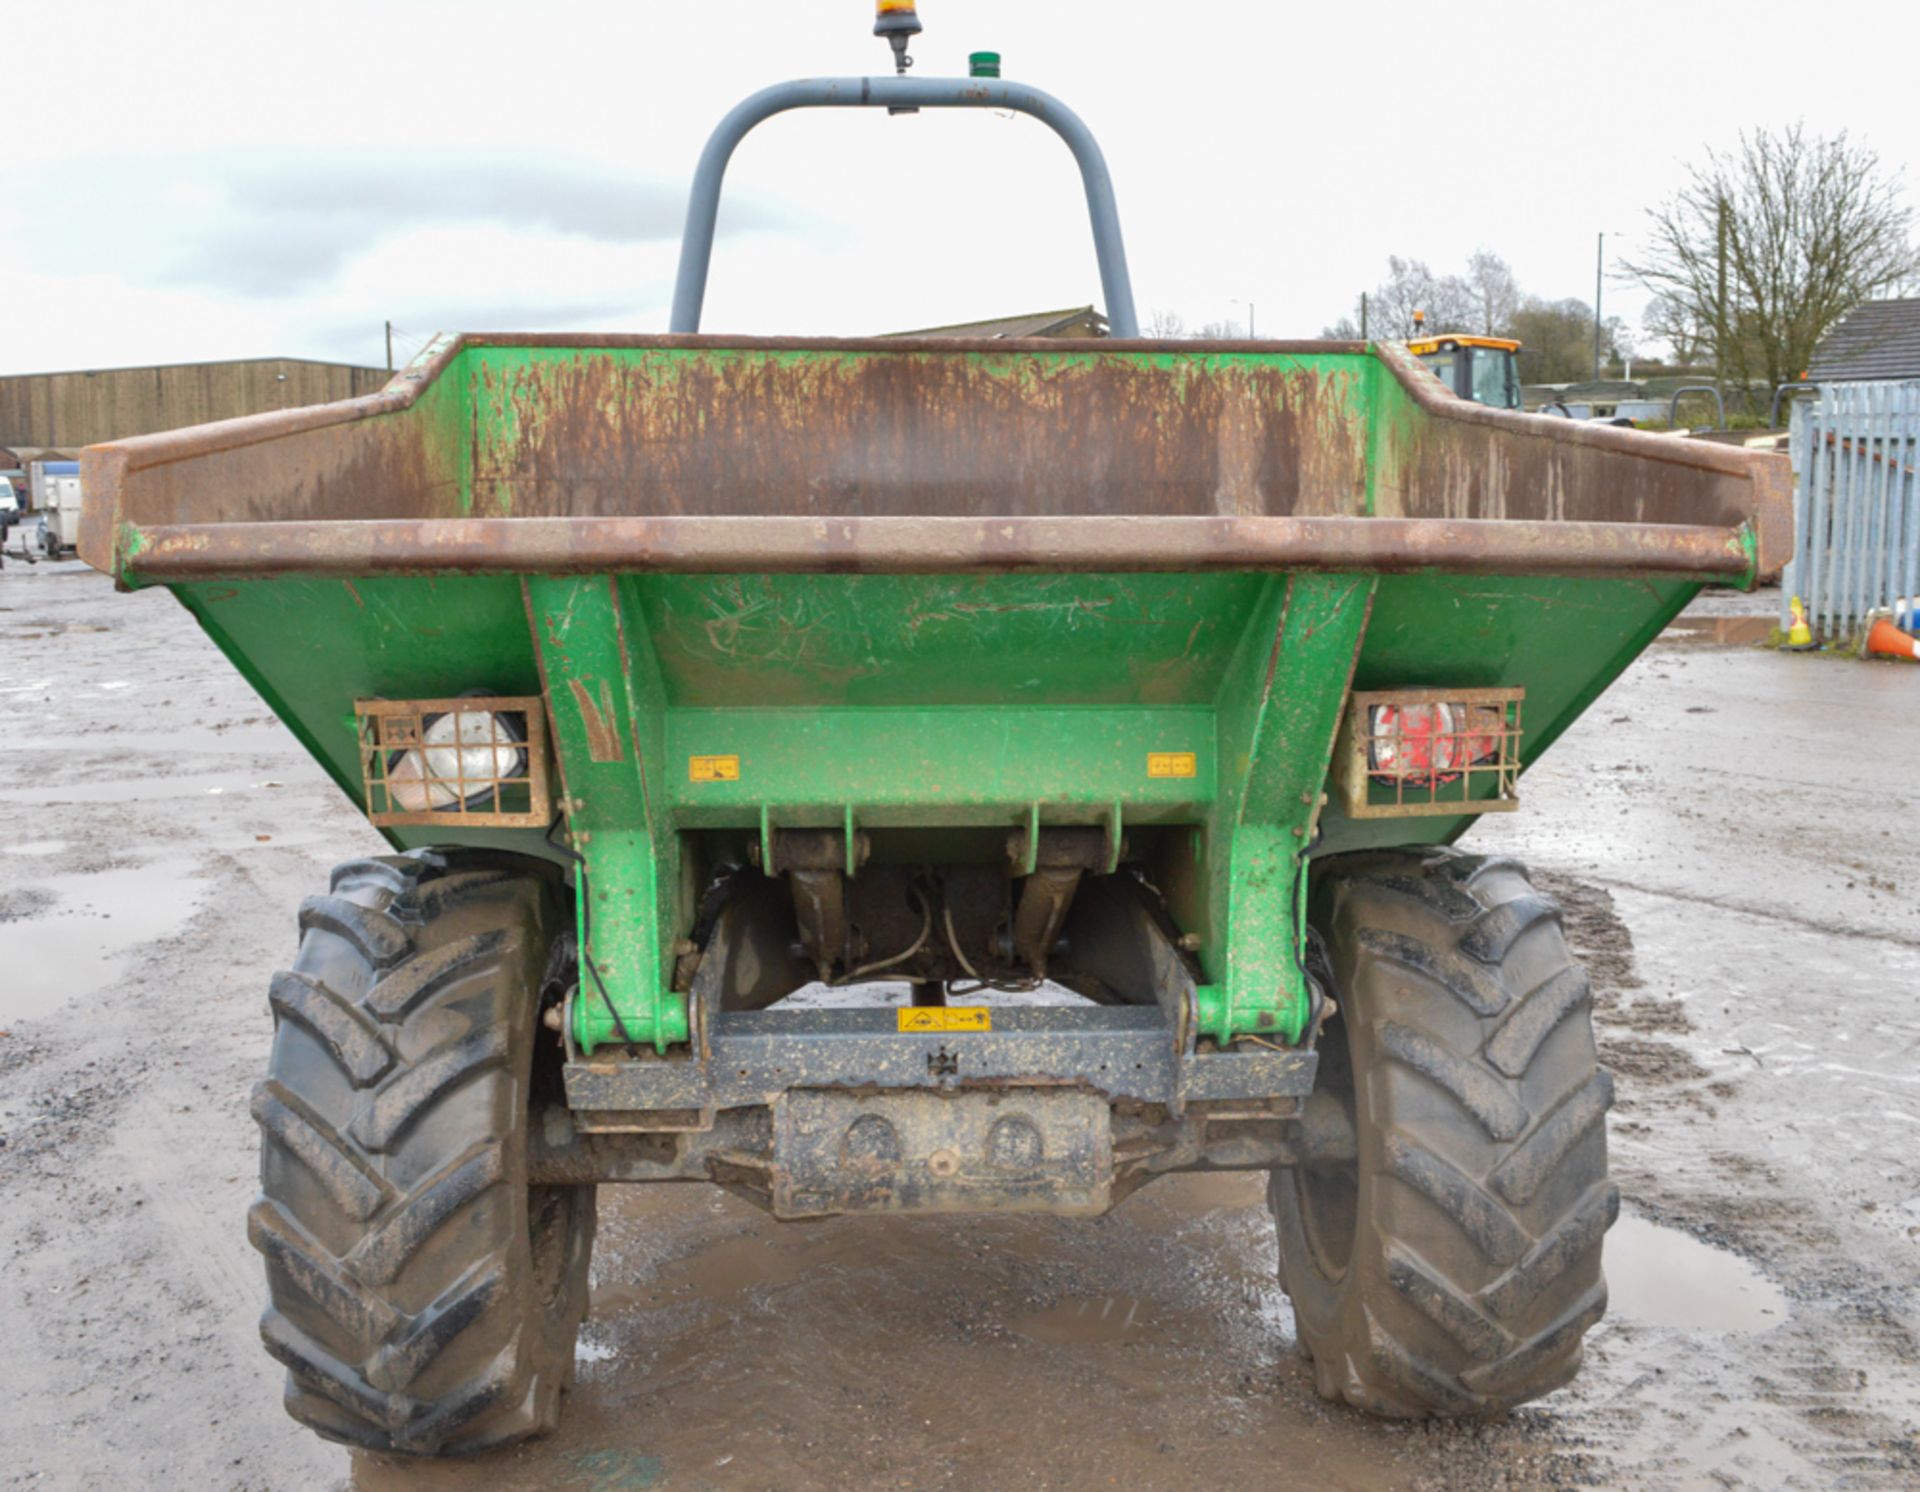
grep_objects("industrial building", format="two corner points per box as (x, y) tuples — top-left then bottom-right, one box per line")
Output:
(1808, 296), (1920, 382)
(0, 356), (390, 457)
(884, 305), (1108, 339)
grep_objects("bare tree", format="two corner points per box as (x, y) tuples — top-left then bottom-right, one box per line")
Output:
(1328, 253), (1512, 341)
(1369, 256), (1479, 338)
(1466, 250), (1520, 335)
(1640, 291), (1710, 366)
(1509, 297), (1628, 383)
(1624, 124), (1920, 389)
(1144, 309), (1249, 340)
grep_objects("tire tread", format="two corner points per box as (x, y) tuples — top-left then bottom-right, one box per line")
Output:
(1275, 848), (1614, 1420)
(253, 851), (590, 1457)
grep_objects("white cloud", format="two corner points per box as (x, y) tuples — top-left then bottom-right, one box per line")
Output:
(4, 0), (1916, 370)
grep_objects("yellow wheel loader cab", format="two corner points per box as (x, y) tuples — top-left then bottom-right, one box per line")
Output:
(1407, 334), (1524, 410)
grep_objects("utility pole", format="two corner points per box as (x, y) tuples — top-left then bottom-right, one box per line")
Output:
(1593, 232), (1604, 382)
(1360, 292), (1368, 341)
(1714, 197), (1728, 402)
(385, 320), (394, 372)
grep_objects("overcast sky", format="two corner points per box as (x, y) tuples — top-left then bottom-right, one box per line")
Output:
(6, 0), (1917, 373)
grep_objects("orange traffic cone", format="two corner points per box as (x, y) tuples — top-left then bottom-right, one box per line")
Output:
(1864, 615), (1920, 661)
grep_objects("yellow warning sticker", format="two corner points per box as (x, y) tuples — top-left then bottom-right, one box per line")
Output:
(897, 1007), (991, 1033)
(688, 754), (740, 783)
(1147, 751), (1197, 779)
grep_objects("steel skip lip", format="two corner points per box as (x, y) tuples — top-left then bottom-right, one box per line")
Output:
(80, 337), (1792, 588)
(120, 514), (1758, 582)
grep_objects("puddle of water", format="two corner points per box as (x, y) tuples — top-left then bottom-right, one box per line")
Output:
(3, 840), (67, 856)
(1010, 1294), (1158, 1346)
(596, 1233), (815, 1313)
(1607, 1213), (1788, 1331)
(0, 860), (206, 1023)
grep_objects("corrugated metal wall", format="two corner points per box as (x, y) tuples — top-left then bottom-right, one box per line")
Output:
(0, 359), (390, 449)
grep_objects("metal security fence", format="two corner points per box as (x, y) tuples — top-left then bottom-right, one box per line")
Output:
(1785, 381), (1920, 641)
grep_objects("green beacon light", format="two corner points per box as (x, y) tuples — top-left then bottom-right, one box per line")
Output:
(969, 51), (1001, 78)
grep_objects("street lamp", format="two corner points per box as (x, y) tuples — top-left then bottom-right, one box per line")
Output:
(1232, 298), (1255, 339)
(1593, 232), (1621, 382)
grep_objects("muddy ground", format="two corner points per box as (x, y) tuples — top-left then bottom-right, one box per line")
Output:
(1, 564), (1916, 1491)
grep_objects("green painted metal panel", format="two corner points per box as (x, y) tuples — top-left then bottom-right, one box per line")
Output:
(172, 574), (548, 857)
(525, 576), (689, 1054)
(133, 339), (1760, 1052)
(1316, 573), (1698, 855)
(160, 567), (1703, 1049)
(663, 706), (1214, 826)
(629, 573), (1267, 709)
(1191, 574), (1373, 1043)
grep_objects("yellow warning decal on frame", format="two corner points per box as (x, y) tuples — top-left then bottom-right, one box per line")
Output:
(1147, 751), (1197, 779)
(897, 1007), (991, 1033)
(688, 754), (740, 783)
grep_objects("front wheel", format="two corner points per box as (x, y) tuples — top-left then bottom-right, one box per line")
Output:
(1271, 849), (1615, 1417)
(251, 849), (595, 1455)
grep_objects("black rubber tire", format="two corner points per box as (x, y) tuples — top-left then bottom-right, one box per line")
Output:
(250, 848), (595, 1455)
(1271, 848), (1616, 1417)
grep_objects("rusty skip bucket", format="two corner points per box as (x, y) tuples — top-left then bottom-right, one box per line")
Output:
(78, 328), (1791, 1067)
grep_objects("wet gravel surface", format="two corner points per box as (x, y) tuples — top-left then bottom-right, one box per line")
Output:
(1, 565), (1916, 1490)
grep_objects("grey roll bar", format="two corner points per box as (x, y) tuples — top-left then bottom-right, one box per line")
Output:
(1771, 381), (1814, 430)
(669, 76), (1139, 337)
(1667, 384), (1727, 431)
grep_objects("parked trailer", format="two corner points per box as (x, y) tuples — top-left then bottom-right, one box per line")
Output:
(29, 460), (82, 554)
(81, 38), (1787, 1457)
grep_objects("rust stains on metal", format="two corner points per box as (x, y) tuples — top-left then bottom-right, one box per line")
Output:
(1369, 341), (1792, 579)
(120, 512), (1757, 581)
(567, 677), (626, 762)
(80, 332), (1789, 586)
(465, 342), (1366, 523)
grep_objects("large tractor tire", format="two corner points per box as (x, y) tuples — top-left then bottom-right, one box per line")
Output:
(1271, 849), (1616, 1417)
(250, 849), (594, 1455)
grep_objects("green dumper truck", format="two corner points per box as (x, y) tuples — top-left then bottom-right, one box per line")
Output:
(82, 44), (1787, 1457)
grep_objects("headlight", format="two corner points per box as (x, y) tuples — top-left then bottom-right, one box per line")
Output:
(388, 704), (528, 812)
(1367, 702), (1502, 786)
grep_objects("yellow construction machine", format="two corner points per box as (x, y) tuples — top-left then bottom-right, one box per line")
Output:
(1405, 328), (1524, 410)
